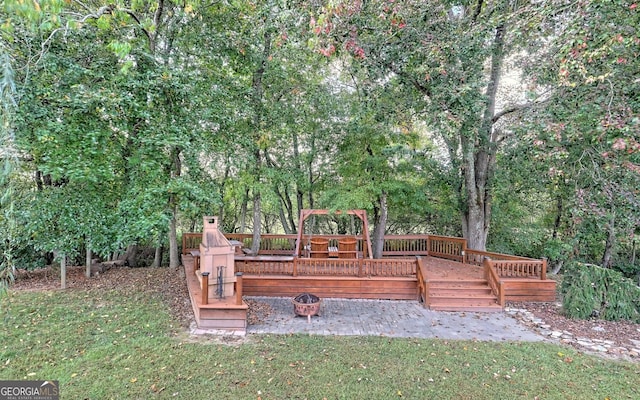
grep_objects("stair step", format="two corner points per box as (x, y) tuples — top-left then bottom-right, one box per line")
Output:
(429, 293), (496, 300)
(429, 279), (489, 287)
(424, 277), (502, 312)
(429, 298), (498, 307)
(430, 288), (493, 295)
(429, 304), (503, 312)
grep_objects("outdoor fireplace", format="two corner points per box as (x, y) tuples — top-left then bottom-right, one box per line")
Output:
(198, 216), (237, 299)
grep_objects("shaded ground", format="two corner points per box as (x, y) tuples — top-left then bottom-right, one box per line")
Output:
(9, 266), (640, 359)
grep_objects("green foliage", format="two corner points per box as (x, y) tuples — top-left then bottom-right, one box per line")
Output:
(562, 261), (640, 322)
(1, 51), (18, 293)
(613, 260), (640, 281)
(2, 0), (639, 267)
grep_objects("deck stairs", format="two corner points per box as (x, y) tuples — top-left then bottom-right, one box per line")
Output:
(426, 278), (503, 312)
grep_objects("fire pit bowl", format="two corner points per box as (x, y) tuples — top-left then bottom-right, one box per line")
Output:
(292, 293), (321, 323)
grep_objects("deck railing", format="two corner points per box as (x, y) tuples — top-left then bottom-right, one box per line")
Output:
(427, 235), (467, 262)
(382, 235), (429, 256)
(464, 249), (533, 265)
(464, 249), (546, 280)
(234, 257), (295, 275)
(483, 257), (505, 306)
(185, 232), (467, 258)
(491, 259), (547, 280)
(182, 232), (547, 280)
(182, 233), (202, 254)
(416, 256), (429, 304)
(234, 257), (417, 278)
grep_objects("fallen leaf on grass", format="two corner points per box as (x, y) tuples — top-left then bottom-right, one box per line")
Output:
(150, 384), (165, 393)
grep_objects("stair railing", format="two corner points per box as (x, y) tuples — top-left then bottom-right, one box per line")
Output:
(483, 257), (505, 307)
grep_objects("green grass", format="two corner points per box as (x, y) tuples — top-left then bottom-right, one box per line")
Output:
(1, 288), (638, 400)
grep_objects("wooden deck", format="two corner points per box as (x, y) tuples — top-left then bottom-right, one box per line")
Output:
(184, 253), (556, 326)
(182, 233), (557, 326)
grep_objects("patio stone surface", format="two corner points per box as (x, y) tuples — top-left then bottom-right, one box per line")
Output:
(245, 296), (543, 342)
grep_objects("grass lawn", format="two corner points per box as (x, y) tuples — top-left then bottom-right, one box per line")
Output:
(1, 287), (638, 400)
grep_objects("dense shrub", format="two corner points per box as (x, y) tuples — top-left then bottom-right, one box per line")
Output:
(561, 261), (640, 322)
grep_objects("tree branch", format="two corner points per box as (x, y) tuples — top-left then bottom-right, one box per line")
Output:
(491, 95), (551, 124)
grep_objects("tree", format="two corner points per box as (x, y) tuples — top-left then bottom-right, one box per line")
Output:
(309, 0), (552, 250)
(0, 52), (18, 292)
(524, 0), (640, 271)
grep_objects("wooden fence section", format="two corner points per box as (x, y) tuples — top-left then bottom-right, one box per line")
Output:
(234, 256), (295, 275)
(464, 249), (536, 265)
(234, 257), (417, 278)
(467, 250), (547, 281)
(382, 235), (429, 257)
(492, 260), (547, 280)
(183, 231), (549, 282)
(224, 234), (370, 256)
(182, 233), (202, 254)
(427, 235), (466, 262)
(184, 232), (469, 260)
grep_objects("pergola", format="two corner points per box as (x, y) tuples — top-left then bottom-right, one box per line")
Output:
(293, 209), (373, 259)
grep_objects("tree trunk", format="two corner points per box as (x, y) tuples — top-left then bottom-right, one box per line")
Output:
(552, 195), (563, 240)
(247, 27), (272, 254)
(251, 191), (262, 255)
(85, 243), (92, 278)
(218, 157), (231, 228)
(292, 132), (304, 222)
(460, 24), (505, 251)
(123, 244), (138, 268)
(169, 206), (180, 268)
(371, 191), (388, 259)
(551, 259), (563, 275)
(277, 202), (293, 234)
(168, 147), (181, 269)
(601, 213), (615, 268)
(59, 252), (66, 289)
(152, 231), (164, 268)
(240, 187), (249, 233)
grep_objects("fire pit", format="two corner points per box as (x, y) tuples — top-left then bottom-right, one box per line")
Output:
(292, 293), (321, 323)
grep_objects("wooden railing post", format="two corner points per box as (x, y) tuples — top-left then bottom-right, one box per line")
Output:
(201, 272), (209, 305)
(541, 257), (547, 281)
(461, 240), (467, 262)
(293, 258), (298, 277)
(358, 259), (364, 278)
(235, 272), (243, 305)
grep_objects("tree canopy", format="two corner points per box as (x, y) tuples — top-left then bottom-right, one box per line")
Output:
(1, 0), (638, 281)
